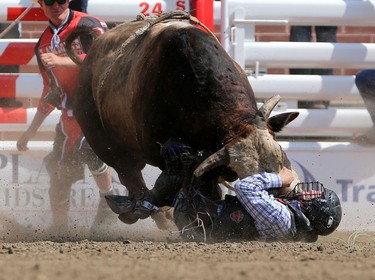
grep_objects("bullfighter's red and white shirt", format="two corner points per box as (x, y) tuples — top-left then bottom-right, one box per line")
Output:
(35, 10), (107, 157)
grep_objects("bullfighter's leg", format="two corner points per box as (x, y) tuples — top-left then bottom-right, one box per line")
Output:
(48, 183), (71, 235)
(90, 168), (118, 232)
(354, 70), (375, 144)
(79, 140), (118, 233)
(45, 155), (73, 238)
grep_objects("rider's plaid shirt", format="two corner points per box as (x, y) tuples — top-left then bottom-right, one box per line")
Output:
(234, 172), (292, 239)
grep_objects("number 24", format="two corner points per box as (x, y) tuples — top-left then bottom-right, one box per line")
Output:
(139, 2), (163, 16)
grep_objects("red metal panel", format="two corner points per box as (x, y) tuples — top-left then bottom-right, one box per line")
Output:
(190, 0), (214, 31)
(0, 42), (36, 65)
(7, 7), (48, 21)
(0, 108), (27, 124)
(0, 75), (17, 98)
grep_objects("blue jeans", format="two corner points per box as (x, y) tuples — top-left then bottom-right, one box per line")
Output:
(290, 26), (337, 75)
(355, 70), (375, 126)
(290, 26), (337, 108)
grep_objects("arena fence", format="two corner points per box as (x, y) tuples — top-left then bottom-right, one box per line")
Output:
(2, 0), (375, 138)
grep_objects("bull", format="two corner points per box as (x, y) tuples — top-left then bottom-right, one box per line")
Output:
(66, 11), (300, 231)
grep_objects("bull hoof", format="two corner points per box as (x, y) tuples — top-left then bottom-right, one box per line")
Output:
(134, 199), (160, 220)
(105, 195), (133, 215)
(118, 213), (139, 224)
(106, 194), (162, 225)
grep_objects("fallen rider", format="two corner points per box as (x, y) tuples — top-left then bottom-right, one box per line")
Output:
(105, 140), (342, 242)
(211, 168), (342, 242)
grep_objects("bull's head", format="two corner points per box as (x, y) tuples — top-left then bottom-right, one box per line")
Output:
(194, 95), (300, 191)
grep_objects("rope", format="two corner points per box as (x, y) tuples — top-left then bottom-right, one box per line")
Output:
(0, 2), (35, 39)
(180, 214), (208, 242)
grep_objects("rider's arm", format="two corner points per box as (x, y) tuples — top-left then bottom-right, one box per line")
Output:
(234, 171), (292, 237)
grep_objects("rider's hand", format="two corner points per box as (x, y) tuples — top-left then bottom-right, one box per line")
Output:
(279, 167), (294, 188)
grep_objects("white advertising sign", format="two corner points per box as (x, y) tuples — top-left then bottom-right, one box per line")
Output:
(280, 142), (375, 232)
(0, 150), (171, 241)
(1, 141), (374, 241)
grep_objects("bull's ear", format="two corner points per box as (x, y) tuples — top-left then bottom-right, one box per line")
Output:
(268, 112), (299, 132)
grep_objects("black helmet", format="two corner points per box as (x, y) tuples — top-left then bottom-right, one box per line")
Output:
(302, 188), (342, 236)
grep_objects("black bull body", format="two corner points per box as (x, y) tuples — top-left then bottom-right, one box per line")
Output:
(68, 14), (300, 211)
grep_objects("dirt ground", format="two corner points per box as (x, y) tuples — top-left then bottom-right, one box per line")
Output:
(0, 230), (374, 280)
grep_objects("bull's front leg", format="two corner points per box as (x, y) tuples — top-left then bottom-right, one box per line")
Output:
(105, 170), (177, 229)
(104, 158), (151, 223)
(105, 160), (170, 226)
(117, 170), (148, 194)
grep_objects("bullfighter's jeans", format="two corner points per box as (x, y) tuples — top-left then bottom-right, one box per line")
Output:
(290, 25), (337, 108)
(289, 25), (337, 75)
(355, 70), (375, 127)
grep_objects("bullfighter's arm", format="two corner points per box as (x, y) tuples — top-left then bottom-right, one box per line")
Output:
(39, 53), (77, 69)
(17, 111), (48, 151)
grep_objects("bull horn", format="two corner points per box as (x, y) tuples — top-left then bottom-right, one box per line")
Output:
(193, 147), (229, 178)
(257, 94), (281, 120)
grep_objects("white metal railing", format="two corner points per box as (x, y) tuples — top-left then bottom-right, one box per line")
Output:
(217, 0), (375, 138)
(0, 102), (371, 138)
(221, 0), (375, 68)
(243, 42), (375, 70)
(3, 39), (374, 69)
(1, 73), (361, 102)
(216, 0), (375, 27)
(1, 0), (375, 139)
(249, 75), (360, 102)
(220, 0), (375, 57)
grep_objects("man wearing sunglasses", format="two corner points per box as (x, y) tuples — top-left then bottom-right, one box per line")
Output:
(17, 0), (115, 240)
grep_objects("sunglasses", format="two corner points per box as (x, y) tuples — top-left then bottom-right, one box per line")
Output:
(43, 0), (67, 6)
